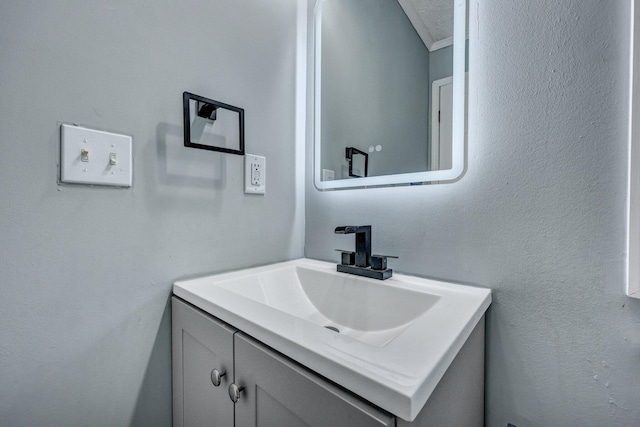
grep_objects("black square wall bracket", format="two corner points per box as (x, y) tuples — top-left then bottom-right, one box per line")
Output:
(183, 91), (245, 156)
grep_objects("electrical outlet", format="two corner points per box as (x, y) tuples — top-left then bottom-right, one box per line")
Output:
(251, 162), (261, 185)
(322, 169), (335, 181)
(244, 154), (265, 194)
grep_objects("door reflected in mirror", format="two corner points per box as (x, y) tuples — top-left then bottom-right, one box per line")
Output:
(313, 0), (467, 189)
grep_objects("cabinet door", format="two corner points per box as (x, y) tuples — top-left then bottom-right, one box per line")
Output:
(233, 332), (394, 427)
(172, 297), (236, 427)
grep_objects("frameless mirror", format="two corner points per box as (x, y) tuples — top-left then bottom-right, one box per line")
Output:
(314, 0), (467, 189)
(183, 92), (245, 155)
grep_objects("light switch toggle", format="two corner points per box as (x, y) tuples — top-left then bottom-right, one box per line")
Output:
(109, 152), (117, 166)
(81, 148), (89, 162)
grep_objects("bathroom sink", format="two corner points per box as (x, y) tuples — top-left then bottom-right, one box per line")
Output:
(173, 258), (491, 421)
(214, 263), (440, 346)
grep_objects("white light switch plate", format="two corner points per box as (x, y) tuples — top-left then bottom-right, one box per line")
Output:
(60, 124), (132, 187)
(245, 154), (265, 194)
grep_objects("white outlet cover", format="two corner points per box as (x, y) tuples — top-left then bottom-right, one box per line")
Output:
(60, 124), (132, 187)
(244, 154), (265, 194)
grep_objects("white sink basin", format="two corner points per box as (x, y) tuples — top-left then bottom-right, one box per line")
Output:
(173, 258), (491, 421)
(215, 264), (440, 347)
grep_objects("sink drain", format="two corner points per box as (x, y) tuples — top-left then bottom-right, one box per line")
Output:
(324, 326), (340, 333)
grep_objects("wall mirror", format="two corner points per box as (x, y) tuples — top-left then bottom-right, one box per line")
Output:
(313, 0), (467, 189)
(183, 92), (245, 156)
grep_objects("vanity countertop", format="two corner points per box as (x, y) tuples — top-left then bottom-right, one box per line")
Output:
(173, 258), (491, 421)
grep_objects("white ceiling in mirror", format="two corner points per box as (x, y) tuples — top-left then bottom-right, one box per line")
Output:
(397, 0), (454, 51)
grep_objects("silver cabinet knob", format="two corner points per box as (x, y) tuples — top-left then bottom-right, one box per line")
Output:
(228, 383), (244, 403)
(210, 369), (226, 387)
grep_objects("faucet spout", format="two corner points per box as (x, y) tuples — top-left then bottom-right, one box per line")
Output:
(334, 225), (371, 267)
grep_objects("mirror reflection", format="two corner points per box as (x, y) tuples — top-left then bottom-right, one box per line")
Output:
(314, 0), (467, 189)
(346, 147), (368, 177)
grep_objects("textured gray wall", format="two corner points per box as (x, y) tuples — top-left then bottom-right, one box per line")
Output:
(306, 0), (640, 425)
(0, 1), (302, 426)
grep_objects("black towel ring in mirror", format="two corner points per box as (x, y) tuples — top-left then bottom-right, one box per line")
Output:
(346, 147), (368, 178)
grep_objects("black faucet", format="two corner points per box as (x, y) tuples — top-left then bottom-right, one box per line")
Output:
(334, 225), (395, 280)
(334, 225), (371, 268)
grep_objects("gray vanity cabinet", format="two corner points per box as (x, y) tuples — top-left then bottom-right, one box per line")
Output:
(233, 332), (394, 427)
(172, 297), (236, 427)
(172, 297), (394, 427)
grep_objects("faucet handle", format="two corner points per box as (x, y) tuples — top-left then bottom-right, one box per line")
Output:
(335, 249), (355, 266)
(370, 254), (398, 271)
